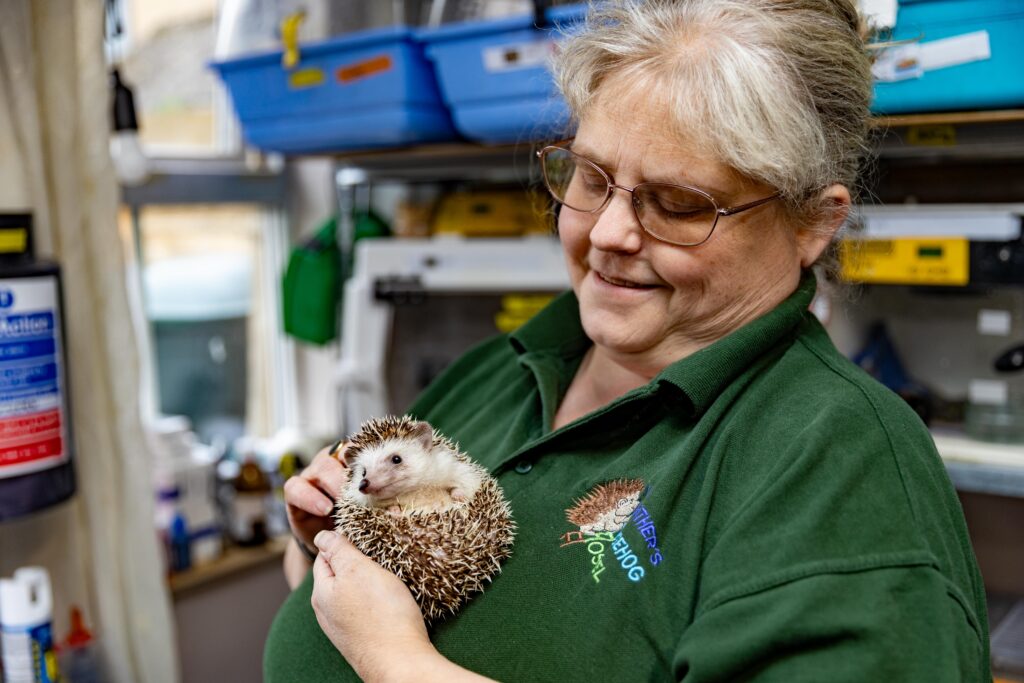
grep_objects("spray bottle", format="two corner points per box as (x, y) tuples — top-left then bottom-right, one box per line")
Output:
(0, 567), (60, 682)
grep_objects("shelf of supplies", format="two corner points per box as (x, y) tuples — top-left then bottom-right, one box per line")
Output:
(872, 111), (1024, 162)
(332, 142), (536, 183)
(322, 110), (1024, 175)
(169, 535), (289, 599)
(934, 432), (1024, 498)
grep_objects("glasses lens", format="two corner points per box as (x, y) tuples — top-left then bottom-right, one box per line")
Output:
(541, 147), (609, 212)
(634, 184), (718, 245)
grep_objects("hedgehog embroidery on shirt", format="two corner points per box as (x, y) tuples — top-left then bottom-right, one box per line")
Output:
(566, 479), (645, 534)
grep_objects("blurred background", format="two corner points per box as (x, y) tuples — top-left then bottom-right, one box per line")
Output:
(2, 0), (1024, 681)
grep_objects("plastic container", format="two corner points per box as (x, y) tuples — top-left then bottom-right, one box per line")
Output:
(0, 214), (76, 521)
(419, 4), (588, 143)
(0, 567), (59, 683)
(210, 25), (457, 153)
(872, 0), (1024, 114)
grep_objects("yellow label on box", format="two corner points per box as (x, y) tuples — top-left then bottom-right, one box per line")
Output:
(288, 67), (325, 89)
(0, 228), (28, 254)
(841, 237), (969, 286)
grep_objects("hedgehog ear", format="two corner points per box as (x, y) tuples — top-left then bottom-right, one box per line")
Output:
(411, 421), (433, 451)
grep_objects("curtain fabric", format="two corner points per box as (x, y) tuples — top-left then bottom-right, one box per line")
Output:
(0, 1), (179, 682)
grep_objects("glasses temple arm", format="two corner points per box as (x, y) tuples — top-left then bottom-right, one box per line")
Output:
(718, 192), (782, 216)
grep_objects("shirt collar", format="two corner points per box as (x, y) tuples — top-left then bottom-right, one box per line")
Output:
(509, 272), (817, 413)
(654, 272), (817, 415)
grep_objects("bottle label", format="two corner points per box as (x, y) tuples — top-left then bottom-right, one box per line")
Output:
(0, 621), (60, 683)
(0, 277), (70, 479)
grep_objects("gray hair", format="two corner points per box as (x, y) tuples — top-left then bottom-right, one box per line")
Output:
(552, 0), (873, 231)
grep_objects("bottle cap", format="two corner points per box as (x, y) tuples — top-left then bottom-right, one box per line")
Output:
(64, 606), (94, 648)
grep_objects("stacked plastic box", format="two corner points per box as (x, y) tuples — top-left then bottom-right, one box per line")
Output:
(418, 4), (588, 144)
(210, 25), (457, 153)
(872, 0), (1024, 114)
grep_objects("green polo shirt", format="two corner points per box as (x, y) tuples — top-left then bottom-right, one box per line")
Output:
(264, 274), (990, 681)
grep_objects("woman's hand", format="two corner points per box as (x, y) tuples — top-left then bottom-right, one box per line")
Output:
(283, 443), (349, 551)
(311, 530), (434, 681)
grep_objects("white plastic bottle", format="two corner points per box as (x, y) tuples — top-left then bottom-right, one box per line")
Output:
(0, 567), (60, 683)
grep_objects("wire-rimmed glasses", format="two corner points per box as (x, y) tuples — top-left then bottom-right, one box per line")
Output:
(537, 144), (781, 247)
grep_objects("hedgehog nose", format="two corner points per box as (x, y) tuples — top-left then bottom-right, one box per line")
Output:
(358, 478), (370, 493)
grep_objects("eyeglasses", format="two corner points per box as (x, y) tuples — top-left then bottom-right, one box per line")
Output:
(537, 145), (781, 247)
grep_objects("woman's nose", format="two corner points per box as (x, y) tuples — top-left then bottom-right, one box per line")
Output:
(588, 188), (643, 253)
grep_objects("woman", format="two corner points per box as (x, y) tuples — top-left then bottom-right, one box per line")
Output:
(266, 1), (990, 680)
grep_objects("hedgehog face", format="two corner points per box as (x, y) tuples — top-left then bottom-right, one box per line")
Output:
(347, 437), (435, 504)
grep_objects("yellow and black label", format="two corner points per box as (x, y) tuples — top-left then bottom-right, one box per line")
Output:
(0, 227), (28, 254)
(840, 237), (969, 286)
(906, 124), (957, 148)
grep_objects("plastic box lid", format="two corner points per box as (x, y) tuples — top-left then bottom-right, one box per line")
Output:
(211, 24), (419, 72)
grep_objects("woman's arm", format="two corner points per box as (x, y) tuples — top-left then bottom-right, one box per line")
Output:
(311, 530), (496, 683)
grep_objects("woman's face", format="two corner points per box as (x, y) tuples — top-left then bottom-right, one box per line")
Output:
(558, 91), (820, 370)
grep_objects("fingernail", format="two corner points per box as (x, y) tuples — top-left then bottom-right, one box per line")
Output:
(318, 500), (333, 515)
(314, 530), (339, 551)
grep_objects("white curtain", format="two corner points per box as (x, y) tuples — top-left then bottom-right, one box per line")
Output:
(0, 1), (179, 682)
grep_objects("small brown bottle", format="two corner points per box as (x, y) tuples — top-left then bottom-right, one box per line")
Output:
(231, 458), (271, 546)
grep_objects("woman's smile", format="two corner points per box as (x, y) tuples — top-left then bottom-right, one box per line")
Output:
(592, 270), (661, 291)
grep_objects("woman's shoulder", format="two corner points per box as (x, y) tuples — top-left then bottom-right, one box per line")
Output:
(702, 313), (984, 622)
(765, 313), (935, 451)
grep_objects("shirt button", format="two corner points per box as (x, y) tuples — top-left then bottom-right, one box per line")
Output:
(514, 461), (533, 474)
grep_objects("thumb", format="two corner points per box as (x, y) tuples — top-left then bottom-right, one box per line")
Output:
(312, 551), (335, 583)
(314, 529), (357, 575)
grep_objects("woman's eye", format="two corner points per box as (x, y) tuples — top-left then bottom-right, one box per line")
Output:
(577, 173), (606, 192)
(390, 454), (402, 465)
(656, 200), (703, 219)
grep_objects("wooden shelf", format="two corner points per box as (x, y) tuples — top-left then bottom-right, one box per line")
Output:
(874, 110), (1024, 128)
(169, 535), (289, 598)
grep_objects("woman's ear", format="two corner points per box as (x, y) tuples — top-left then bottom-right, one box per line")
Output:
(796, 184), (851, 268)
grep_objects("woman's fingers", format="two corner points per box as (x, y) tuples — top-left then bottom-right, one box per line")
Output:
(302, 447), (350, 499)
(283, 476), (334, 517)
(284, 448), (349, 514)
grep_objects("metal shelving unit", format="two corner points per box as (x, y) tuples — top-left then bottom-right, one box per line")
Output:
(325, 112), (1024, 497)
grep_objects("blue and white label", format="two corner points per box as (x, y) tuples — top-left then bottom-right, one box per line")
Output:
(0, 277), (68, 479)
(0, 621), (59, 683)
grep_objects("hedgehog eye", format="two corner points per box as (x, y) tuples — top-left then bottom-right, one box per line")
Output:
(390, 454), (402, 465)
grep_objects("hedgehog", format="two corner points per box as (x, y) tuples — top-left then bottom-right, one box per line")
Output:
(331, 415), (516, 623)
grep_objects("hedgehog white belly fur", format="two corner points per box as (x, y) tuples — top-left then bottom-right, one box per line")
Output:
(332, 415), (516, 623)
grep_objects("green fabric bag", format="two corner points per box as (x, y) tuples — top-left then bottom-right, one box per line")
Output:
(282, 217), (341, 345)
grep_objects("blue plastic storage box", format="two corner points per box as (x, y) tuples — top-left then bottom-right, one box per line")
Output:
(210, 26), (457, 153)
(419, 5), (588, 144)
(872, 0), (1024, 114)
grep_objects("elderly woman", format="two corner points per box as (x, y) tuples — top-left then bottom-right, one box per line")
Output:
(265, 0), (990, 680)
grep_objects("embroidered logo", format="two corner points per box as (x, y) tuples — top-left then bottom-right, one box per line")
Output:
(560, 479), (662, 584)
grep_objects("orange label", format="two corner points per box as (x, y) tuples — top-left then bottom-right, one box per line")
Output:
(337, 55), (393, 83)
